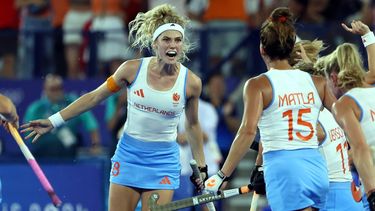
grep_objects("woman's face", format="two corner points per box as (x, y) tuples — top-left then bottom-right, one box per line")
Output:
(154, 30), (183, 64)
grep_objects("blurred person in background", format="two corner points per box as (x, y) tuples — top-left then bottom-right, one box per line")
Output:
(203, 72), (240, 163)
(63, 0), (92, 79)
(246, 0), (286, 28)
(24, 74), (101, 159)
(0, 93), (20, 204)
(51, 0), (69, 78)
(16, 0), (54, 78)
(174, 98), (222, 211)
(90, 0), (134, 78)
(187, 0), (249, 76)
(0, 0), (19, 79)
(105, 89), (127, 156)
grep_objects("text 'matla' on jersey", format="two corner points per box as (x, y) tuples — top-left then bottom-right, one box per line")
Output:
(258, 69), (322, 153)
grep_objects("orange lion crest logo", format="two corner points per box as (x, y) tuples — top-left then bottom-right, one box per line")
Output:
(173, 93), (180, 102)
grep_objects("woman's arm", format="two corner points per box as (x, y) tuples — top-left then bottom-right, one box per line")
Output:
(185, 71), (205, 167)
(221, 77), (264, 177)
(312, 75), (337, 111)
(21, 60), (139, 142)
(332, 96), (375, 193)
(342, 20), (375, 85)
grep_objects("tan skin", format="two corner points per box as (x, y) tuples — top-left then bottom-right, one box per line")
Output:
(331, 20), (375, 196)
(218, 46), (336, 211)
(332, 92), (375, 195)
(342, 20), (375, 85)
(21, 30), (205, 211)
(0, 94), (19, 130)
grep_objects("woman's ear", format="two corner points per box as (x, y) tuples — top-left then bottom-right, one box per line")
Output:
(260, 47), (266, 56)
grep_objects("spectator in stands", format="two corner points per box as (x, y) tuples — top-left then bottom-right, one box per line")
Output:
(246, 0), (284, 28)
(0, 0), (19, 79)
(63, 0), (92, 79)
(189, 0), (249, 75)
(90, 0), (134, 77)
(203, 72), (240, 164)
(51, 0), (69, 78)
(105, 89), (127, 156)
(174, 98), (222, 211)
(16, 0), (54, 78)
(23, 74), (101, 159)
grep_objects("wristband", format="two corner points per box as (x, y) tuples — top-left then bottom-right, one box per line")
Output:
(361, 31), (375, 47)
(217, 170), (228, 180)
(198, 165), (208, 173)
(48, 112), (65, 128)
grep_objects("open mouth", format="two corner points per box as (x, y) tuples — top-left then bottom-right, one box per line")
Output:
(166, 51), (177, 57)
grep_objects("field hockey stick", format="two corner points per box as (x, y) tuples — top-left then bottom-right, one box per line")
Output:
(7, 123), (62, 207)
(250, 192), (259, 211)
(149, 184), (253, 211)
(190, 159), (216, 211)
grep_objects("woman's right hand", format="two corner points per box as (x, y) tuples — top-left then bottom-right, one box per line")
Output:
(21, 119), (54, 143)
(342, 20), (370, 36)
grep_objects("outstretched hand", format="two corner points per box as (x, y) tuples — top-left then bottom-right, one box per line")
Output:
(21, 119), (53, 143)
(342, 20), (370, 36)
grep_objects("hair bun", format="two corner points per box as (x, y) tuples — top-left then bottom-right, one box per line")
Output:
(278, 16), (287, 23)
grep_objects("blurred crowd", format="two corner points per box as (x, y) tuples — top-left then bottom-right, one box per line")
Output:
(0, 0), (372, 80)
(1, 1), (374, 210)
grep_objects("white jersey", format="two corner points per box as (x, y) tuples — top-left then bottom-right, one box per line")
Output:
(123, 57), (187, 142)
(318, 108), (351, 182)
(258, 69), (322, 153)
(345, 87), (375, 150)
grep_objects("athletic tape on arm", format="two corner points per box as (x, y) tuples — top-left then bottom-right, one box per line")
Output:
(106, 76), (121, 93)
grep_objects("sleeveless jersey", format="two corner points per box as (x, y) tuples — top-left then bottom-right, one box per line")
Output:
(123, 57), (187, 142)
(258, 69), (322, 153)
(345, 87), (375, 149)
(318, 108), (352, 182)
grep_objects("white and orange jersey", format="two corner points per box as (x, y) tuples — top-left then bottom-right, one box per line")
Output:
(318, 108), (352, 182)
(123, 57), (188, 142)
(258, 69), (322, 153)
(345, 87), (375, 149)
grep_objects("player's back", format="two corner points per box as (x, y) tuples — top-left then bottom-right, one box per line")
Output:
(258, 69), (322, 153)
(345, 87), (375, 150)
(318, 108), (352, 182)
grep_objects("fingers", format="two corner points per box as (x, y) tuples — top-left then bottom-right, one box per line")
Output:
(25, 131), (37, 140)
(342, 20), (370, 35)
(32, 134), (41, 143)
(341, 23), (353, 33)
(20, 126), (34, 133)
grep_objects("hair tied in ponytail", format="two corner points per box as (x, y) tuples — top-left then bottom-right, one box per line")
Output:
(278, 16), (287, 23)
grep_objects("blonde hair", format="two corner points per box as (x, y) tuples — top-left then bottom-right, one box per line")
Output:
(129, 4), (191, 62)
(289, 39), (325, 66)
(294, 61), (324, 76)
(314, 54), (332, 76)
(335, 43), (366, 90)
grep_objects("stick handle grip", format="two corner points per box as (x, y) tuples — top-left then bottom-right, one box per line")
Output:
(190, 160), (216, 211)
